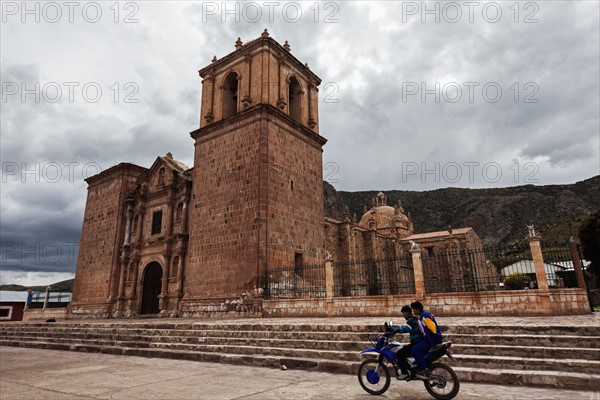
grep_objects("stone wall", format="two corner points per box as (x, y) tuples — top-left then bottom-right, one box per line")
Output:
(25, 307), (69, 321)
(263, 288), (590, 317)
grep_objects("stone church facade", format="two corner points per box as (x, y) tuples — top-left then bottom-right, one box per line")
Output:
(68, 32), (486, 319)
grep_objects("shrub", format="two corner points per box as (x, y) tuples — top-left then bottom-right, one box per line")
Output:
(503, 272), (530, 290)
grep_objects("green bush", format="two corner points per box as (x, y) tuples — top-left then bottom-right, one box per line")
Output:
(503, 273), (530, 290)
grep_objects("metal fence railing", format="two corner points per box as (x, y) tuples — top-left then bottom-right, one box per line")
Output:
(541, 241), (578, 288)
(263, 240), (583, 299)
(422, 248), (501, 293)
(333, 256), (415, 297)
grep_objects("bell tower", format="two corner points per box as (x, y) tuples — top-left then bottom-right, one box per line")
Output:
(183, 31), (327, 315)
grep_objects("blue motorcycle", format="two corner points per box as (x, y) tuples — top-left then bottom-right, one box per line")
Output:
(357, 322), (460, 400)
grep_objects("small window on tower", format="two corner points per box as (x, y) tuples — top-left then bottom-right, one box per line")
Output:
(223, 72), (239, 119)
(151, 210), (163, 235)
(288, 76), (301, 123)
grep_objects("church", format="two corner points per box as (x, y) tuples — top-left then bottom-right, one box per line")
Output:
(68, 32), (486, 318)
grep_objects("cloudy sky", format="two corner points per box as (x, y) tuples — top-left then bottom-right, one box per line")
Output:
(1, 1), (599, 285)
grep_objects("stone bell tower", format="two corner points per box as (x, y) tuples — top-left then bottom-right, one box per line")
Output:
(182, 30), (327, 315)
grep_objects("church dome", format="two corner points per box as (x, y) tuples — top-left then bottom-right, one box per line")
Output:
(358, 192), (413, 238)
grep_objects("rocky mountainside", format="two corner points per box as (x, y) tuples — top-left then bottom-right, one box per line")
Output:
(324, 176), (600, 245)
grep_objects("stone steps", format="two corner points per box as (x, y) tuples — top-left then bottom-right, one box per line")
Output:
(6, 330), (600, 362)
(445, 333), (600, 348)
(4, 334), (598, 374)
(2, 321), (600, 391)
(453, 343), (600, 361)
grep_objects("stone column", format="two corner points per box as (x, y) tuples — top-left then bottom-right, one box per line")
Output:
(125, 257), (140, 317)
(570, 237), (587, 290)
(276, 56), (286, 110)
(159, 252), (171, 313)
(118, 255), (127, 300)
(180, 197), (189, 233)
(123, 204), (133, 245)
(528, 235), (549, 291)
(165, 196), (174, 237)
(242, 54), (252, 108)
(411, 247), (425, 298)
(43, 286), (51, 310)
(130, 257), (140, 298)
(202, 75), (215, 125)
(308, 83), (318, 130)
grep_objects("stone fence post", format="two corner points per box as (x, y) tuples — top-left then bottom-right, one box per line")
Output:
(325, 257), (334, 303)
(411, 247), (425, 298)
(527, 235), (549, 291)
(569, 237), (587, 290)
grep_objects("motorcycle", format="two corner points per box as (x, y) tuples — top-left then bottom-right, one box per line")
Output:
(357, 322), (460, 400)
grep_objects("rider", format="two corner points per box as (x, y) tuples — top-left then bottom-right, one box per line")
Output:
(410, 301), (442, 378)
(386, 305), (422, 380)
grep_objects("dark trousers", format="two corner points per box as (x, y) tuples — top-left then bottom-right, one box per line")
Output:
(411, 340), (432, 370)
(395, 344), (413, 374)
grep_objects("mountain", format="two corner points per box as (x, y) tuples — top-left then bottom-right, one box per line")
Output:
(324, 176), (600, 245)
(0, 279), (74, 292)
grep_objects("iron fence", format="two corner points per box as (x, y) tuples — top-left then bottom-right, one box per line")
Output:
(422, 248), (501, 293)
(333, 256), (415, 297)
(542, 241), (578, 288)
(263, 240), (582, 299)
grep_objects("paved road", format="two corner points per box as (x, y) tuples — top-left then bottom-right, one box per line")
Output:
(1, 347), (598, 400)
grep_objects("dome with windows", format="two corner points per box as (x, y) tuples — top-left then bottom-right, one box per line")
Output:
(358, 192), (414, 238)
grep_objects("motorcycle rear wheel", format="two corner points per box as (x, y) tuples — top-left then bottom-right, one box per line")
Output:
(423, 362), (460, 400)
(357, 358), (391, 395)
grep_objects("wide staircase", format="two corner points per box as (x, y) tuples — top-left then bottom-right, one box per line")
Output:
(1, 319), (599, 391)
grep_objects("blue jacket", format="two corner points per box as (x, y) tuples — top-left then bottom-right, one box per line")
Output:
(391, 314), (422, 344)
(418, 311), (442, 346)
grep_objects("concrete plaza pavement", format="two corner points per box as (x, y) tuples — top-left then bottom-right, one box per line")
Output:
(1, 347), (599, 400)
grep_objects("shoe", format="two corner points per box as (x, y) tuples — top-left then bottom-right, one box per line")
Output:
(414, 368), (430, 379)
(396, 372), (408, 380)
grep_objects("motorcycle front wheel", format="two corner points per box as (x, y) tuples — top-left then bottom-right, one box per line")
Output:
(423, 362), (460, 400)
(357, 358), (391, 395)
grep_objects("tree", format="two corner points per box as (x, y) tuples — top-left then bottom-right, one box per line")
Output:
(579, 209), (600, 288)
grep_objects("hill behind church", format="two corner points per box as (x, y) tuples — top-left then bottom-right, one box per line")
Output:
(324, 175), (600, 246)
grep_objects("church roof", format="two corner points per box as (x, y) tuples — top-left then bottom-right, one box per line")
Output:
(358, 192), (411, 230)
(406, 227), (473, 240)
(159, 153), (190, 175)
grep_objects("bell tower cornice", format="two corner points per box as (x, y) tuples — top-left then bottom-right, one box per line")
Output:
(198, 30), (321, 86)
(196, 30), (322, 133)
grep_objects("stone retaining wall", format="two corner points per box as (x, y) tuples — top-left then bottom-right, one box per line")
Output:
(23, 308), (69, 321)
(263, 288), (591, 317)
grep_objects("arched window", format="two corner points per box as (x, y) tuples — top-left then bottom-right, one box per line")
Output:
(288, 76), (302, 123)
(222, 72), (239, 119)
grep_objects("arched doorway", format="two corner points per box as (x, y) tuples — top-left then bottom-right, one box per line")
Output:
(140, 262), (162, 315)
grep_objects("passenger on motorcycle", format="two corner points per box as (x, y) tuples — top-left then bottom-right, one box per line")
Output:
(410, 301), (443, 377)
(386, 305), (422, 380)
